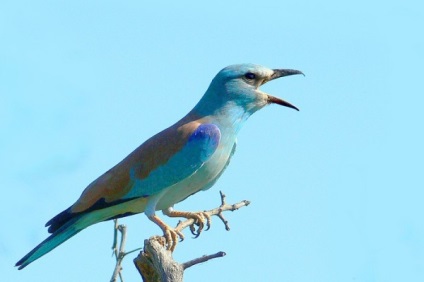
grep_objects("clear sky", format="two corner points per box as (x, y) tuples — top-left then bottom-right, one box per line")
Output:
(1, 1), (423, 281)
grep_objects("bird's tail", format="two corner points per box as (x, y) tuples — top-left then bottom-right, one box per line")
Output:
(15, 208), (116, 270)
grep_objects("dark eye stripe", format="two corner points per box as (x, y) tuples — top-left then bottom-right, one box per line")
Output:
(244, 72), (256, 80)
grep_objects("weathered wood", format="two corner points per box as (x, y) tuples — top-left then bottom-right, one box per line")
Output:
(133, 192), (250, 281)
(134, 237), (183, 282)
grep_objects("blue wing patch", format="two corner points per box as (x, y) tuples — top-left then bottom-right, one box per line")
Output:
(188, 124), (221, 162)
(124, 123), (221, 198)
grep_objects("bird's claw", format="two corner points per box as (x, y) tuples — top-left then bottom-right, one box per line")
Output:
(149, 215), (184, 252)
(186, 211), (211, 238)
(163, 226), (184, 252)
(164, 209), (212, 240)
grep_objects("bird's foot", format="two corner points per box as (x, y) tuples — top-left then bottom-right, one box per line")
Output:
(149, 215), (183, 252)
(164, 210), (211, 238)
(162, 226), (184, 252)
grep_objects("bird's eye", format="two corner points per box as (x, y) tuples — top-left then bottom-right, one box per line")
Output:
(244, 72), (256, 80)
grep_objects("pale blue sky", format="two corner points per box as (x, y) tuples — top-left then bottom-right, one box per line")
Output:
(1, 1), (423, 281)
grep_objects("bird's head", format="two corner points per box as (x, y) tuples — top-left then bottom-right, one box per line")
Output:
(195, 64), (303, 120)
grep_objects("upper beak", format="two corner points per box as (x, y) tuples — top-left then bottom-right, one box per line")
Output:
(270, 69), (304, 80)
(266, 69), (304, 111)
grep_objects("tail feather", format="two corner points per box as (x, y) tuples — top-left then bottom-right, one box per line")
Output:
(45, 198), (137, 234)
(16, 207), (117, 269)
(16, 197), (148, 269)
(16, 215), (84, 270)
(45, 206), (74, 233)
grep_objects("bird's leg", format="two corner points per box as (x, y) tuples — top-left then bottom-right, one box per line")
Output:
(145, 194), (184, 251)
(147, 214), (184, 252)
(163, 207), (211, 238)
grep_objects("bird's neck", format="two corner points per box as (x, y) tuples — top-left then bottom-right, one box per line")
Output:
(190, 100), (252, 135)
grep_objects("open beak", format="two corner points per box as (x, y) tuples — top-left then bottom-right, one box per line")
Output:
(266, 69), (304, 111)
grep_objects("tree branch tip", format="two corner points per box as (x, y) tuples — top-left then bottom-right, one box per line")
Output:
(217, 251), (226, 257)
(182, 251), (227, 269)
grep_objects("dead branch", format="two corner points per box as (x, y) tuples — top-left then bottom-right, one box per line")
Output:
(134, 191), (250, 281)
(109, 191), (250, 281)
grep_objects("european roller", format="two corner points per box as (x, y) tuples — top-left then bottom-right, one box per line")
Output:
(16, 63), (303, 269)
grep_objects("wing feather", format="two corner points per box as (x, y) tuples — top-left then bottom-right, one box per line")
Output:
(46, 119), (220, 232)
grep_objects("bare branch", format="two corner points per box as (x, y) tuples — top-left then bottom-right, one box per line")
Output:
(174, 191), (250, 233)
(110, 222), (127, 282)
(182, 251), (226, 270)
(112, 219), (119, 258)
(108, 192), (249, 281)
(133, 191), (250, 281)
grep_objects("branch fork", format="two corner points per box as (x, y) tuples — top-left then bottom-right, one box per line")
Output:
(110, 191), (250, 282)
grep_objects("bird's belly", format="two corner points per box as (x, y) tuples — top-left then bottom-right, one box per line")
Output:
(156, 140), (234, 210)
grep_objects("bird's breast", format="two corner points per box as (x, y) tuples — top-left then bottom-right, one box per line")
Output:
(156, 132), (236, 210)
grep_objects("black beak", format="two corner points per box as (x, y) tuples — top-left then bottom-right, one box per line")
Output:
(266, 69), (303, 111)
(270, 69), (304, 80)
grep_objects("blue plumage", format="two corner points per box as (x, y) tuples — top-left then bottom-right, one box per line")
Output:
(16, 64), (302, 269)
(124, 123), (221, 199)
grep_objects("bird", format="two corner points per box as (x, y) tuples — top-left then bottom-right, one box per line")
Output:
(16, 63), (303, 269)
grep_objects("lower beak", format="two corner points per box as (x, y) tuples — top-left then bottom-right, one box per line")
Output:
(266, 68), (304, 111)
(267, 94), (299, 111)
